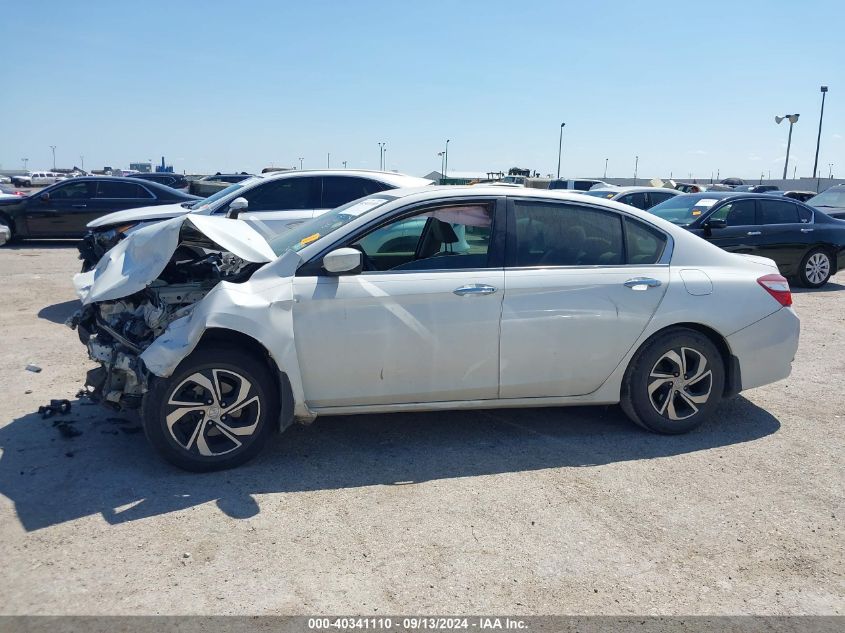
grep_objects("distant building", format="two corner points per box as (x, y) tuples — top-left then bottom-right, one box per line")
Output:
(130, 162), (152, 173)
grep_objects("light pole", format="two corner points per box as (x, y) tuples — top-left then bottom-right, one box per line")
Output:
(327, 153), (330, 168)
(812, 86), (828, 179)
(437, 152), (445, 181)
(378, 142), (386, 170)
(342, 161), (347, 169)
(829, 163), (834, 179)
(49, 145), (56, 170)
(633, 155), (639, 184)
(556, 122), (565, 179)
(80, 155), (84, 171)
(383, 148), (387, 170)
(298, 157), (304, 170)
(775, 113), (799, 179)
(444, 139), (450, 181)
(604, 158), (608, 179)
(21, 158), (28, 170)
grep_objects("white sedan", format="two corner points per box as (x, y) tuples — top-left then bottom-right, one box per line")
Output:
(72, 186), (800, 471)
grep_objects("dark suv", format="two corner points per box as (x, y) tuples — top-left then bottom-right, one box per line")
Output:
(128, 172), (189, 190)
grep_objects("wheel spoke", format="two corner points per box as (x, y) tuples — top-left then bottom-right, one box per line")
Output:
(165, 406), (206, 432)
(670, 391), (699, 420)
(216, 420), (252, 442)
(648, 377), (673, 397)
(682, 348), (708, 382)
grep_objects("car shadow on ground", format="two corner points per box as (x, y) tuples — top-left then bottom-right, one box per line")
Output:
(4, 240), (79, 250)
(792, 280), (845, 293)
(37, 300), (81, 324)
(0, 396), (780, 531)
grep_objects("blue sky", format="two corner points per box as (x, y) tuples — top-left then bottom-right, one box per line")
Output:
(1, 0), (842, 180)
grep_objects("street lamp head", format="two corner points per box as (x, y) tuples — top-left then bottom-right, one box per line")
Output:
(788, 114), (800, 124)
(561, 122), (565, 128)
(821, 86), (828, 93)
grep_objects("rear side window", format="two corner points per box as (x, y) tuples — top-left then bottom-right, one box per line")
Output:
(759, 199), (800, 224)
(618, 192), (649, 210)
(625, 218), (667, 264)
(648, 191), (676, 207)
(573, 180), (597, 191)
(243, 177), (320, 211)
(320, 176), (390, 209)
(96, 181), (154, 199)
(512, 201), (624, 266)
(710, 199), (757, 226)
(548, 180), (568, 190)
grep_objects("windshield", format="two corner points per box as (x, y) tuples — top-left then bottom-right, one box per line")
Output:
(648, 195), (724, 225)
(269, 195), (396, 256)
(188, 182), (246, 211)
(807, 187), (845, 208)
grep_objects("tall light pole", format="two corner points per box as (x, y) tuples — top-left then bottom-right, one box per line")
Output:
(49, 145), (57, 170)
(327, 153), (330, 168)
(604, 158), (608, 179)
(775, 113), (800, 179)
(383, 148), (388, 170)
(437, 152), (445, 181)
(556, 122), (565, 179)
(444, 139), (450, 181)
(80, 155), (84, 171)
(633, 155), (639, 184)
(298, 157), (304, 170)
(829, 163), (833, 178)
(21, 158), (28, 170)
(342, 160), (347, 169)
(378, 142), (386, 170)
(812, 86), (828, 179)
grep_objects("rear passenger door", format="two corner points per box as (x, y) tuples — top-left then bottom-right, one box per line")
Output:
(500, 198), (670, 398)
(320, 176), (391, 212)
(235, 176), (322, 235)
(647, 191), (677, 209)
(756, 198), (813, 275)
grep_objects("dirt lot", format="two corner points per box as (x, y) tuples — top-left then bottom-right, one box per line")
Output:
(0, 243), (842, 615)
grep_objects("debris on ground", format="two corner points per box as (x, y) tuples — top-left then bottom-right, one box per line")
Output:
(25, 364), (42, 373)
(54, 422), (82, 439)
(38, 399), (72, 419)
(25, 389), (32, 394)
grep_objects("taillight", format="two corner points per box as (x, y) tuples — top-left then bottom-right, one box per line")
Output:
(757, 274), (792, 307)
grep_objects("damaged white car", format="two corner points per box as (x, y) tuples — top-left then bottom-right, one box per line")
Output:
(71, 187), (800, 472)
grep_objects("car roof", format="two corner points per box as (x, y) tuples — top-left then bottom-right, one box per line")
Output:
(258, 169), (433, 188)
(593, 186), (677, 194)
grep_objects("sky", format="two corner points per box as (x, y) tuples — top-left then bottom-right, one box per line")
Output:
(0, 0), (842, 180)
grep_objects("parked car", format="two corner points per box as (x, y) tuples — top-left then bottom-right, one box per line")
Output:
(0, 184), (25, 198)
(189, 173), (254, 197)
(129, 172), (190, 191)
(78, 170), (433, 269)
(577, 186), (680, 210)
(766, 190), (817, 203)
(648, 192), (845, 287)
(548, 178), (611, 191)
(0, 177), (199, 246)
(805, 184), (845, 220)
(675, 183), (707, 193)
(734, 185), (779, 193)
(70, 186), (799, 471)
(11, 171), (65, 187)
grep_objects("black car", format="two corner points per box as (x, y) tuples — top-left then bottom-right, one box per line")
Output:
(648, 192), (845, 288)
(806, 184), (845, 220)
(0, 177), (199, 243)
(128, 172), (189, 190)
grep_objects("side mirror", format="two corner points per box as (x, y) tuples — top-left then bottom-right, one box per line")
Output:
(323, 247), (363, 275)
(40, 192), (50, 202)
(226, 197), (248, 219)
(706, 218), (726, 230)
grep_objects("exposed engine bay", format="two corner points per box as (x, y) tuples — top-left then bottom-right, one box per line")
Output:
(69, 219), (269, 408)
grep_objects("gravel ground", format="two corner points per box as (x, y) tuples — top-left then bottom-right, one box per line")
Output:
(0, 243), (842, 615)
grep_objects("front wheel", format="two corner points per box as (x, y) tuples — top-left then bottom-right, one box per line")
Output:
(621, 328), (725, 434)
(798, 248), (832, 288)
(142, 344), (278, 472)
(0, 219), (11, 246)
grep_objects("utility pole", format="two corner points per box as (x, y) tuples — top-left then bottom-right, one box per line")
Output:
(49, 145), (57, 170)
(342, 161), (347, 168)
(327, 153), (330, 168)
(556, 123), (565, 179)
(812, 86), (828, 179)
(21, 158), (28, 170)
(444, 139), (450, 180)
(80, 155), (84, 171)
(604, 158), (608, 179)
(298, 157), (303, 170)
(633, 155), (639, 184)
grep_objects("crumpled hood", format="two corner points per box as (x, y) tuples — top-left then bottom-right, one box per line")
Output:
(86, 202), (192, 229)
(74, 215), (276, 305)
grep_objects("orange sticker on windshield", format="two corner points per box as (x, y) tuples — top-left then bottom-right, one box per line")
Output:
(300, 233), (320, 246)
(691, 210), (702, 216)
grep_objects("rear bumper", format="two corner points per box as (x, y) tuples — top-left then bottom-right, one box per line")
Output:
(727, 307), (800, 391)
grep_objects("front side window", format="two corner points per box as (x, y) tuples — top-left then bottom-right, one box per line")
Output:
(51, 181), (94, 199)
(513, 201), (624, 266)
(618, 192), (649, 210)
(352, 203), (494, 272)
(648, 192), (676, 207)
(96, 181), (154, 199)
(709, 200), (756, 226)
(759, 199), (800, 224)
(321, 176), (390, 209)
(242, 177), (319, 211)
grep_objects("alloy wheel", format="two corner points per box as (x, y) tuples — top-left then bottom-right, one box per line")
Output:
(165, 369), (262, 457)
(805, 252), (830, 285)
(647, 347), (713, 421)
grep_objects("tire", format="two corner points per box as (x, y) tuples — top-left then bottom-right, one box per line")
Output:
(141, 344), (279, 472)
(620, 328), (725, 434)
(797, 248), (833, 288)
(0, 218), (11, 246)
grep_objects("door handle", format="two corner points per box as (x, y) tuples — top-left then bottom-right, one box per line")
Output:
(624, 277), (662, 290)
(747, 231), (762, 236)
(800, 228), (814, 233)
(453, 284), (497, 296)
(72, 204), (87, 208)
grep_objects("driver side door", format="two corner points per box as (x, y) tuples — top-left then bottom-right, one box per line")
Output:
(291, 198), (506, 409)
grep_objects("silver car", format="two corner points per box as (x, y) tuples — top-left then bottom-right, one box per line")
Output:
(72, 186), (800, 471)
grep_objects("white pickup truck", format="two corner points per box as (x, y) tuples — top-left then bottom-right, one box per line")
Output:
(11, 171), (66, 187)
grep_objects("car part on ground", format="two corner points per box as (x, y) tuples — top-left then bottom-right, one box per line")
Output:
(69, 186), (800, 472)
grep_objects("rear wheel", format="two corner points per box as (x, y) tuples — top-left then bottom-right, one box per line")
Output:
(142, 344), (278, 472)
(621, 328), (725, 434)
(0, 218), (11, 246)
(797, 248), (832, 288)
